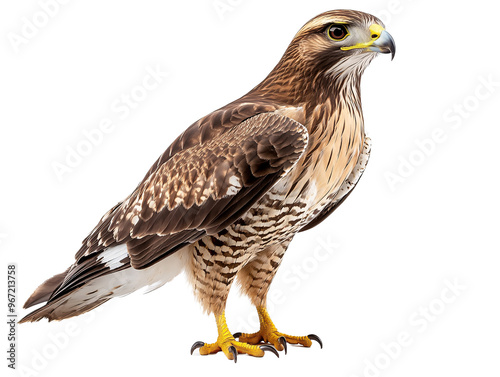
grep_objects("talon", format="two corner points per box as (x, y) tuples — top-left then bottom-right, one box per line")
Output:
(307, 334), (323, 349)
(260, 344), (279, 358)
(278, 336), (287, 355)
(228, 345), (238, 363)
(190, 341), (205, 355)
(233, 332), (242, 339)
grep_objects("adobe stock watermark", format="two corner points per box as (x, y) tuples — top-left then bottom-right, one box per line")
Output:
(51, 64), (169, 182)
(384, 75), (499, 192)
(350, 278), (466, 377)
(7, 0), (71, 54)
(212, 0), (244, 21)
(235, 235), (341, 331)
(370, 0), (417, 26)
(18, 307), (103, 377)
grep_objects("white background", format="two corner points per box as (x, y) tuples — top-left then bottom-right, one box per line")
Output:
(1, 0), (499, 376)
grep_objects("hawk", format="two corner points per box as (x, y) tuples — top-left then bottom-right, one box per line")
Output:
(21, 9), (395, 362)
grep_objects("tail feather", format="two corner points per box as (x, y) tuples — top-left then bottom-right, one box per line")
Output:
(19, 294), (110, 323)
(23, 269), (69, 309)
(20, 244), (188, 323)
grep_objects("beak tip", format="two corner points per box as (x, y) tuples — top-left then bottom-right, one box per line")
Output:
(373, 30), (396, 61)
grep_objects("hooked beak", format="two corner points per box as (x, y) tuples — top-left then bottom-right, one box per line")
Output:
(341, 24), (396, 60)
(369, 30), (396, 60)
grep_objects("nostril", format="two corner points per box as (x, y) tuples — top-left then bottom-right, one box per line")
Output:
(371, 34), (379, 39)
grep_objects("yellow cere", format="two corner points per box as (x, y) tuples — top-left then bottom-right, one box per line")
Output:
(341, 23), (385, 51)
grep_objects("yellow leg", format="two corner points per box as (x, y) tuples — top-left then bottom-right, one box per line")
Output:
(191, 311), (279, 362)
(234, 307), (323, 353)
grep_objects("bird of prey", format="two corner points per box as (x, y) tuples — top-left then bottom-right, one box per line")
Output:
(21, 9), (395, 362)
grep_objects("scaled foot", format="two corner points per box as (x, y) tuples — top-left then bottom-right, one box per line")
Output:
(191, 312), (279, 362)
(233, 307), (323, 354)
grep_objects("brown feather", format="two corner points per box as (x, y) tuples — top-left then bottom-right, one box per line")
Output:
(23, 269), (69, 309)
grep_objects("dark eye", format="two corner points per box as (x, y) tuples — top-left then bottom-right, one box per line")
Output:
(328, 24), (348, 41)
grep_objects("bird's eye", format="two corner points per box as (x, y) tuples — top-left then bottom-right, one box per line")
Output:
(328, 24), (349, 41)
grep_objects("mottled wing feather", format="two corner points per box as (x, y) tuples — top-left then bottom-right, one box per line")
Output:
(76, 101), (278, 262)
(139, 101), (278, 184)
(88, 113), (308, 270)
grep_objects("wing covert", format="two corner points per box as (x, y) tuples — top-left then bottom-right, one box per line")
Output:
(92, 113), (308, 269)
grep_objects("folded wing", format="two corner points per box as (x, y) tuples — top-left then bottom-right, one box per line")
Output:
(82, 112), (309, 270)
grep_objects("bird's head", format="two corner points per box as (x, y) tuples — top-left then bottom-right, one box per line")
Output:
(256, 10), (395, 103)
(295, 9), (395, 63)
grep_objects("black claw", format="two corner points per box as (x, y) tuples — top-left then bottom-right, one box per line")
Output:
(190, 341), (205, 355)
(229, 345), (238, 363)
(278, 336), (287, 355)
(233, 332), (242, 339)
(260, 344), (279, 358)
(307, 334), (323, 349)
